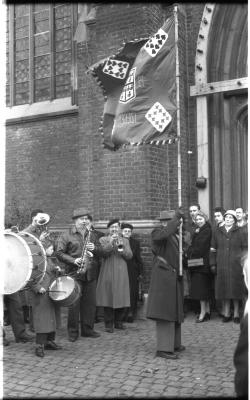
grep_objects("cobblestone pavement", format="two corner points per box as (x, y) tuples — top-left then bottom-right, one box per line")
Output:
(3, 309), (240, 398)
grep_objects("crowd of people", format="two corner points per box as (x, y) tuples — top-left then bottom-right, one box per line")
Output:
(3, 204), (248, 395)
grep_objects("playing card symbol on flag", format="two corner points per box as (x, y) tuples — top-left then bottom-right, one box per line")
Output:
(111, 15), (177, 147)
(103, 59), (130, 80)
(143, 29), (168, 58)
(88, 39), (148, 149)
(119, 68), (136, 103)
(145, 102), (172, 132)
(88, 14), (177, 149)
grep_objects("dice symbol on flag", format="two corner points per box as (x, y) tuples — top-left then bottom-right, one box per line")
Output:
(145, 102), (172, 132)
(143, 28), (168, 57)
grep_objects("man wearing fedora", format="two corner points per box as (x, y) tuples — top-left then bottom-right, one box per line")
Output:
(56, 207), (102, 341)
(146, 208), (185, 359)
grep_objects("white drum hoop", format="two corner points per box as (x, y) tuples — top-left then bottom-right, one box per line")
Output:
(3, 231), (47, 295)
(49, 275), (81, 307)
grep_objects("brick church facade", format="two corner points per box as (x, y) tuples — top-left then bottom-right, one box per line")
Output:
(5, 3), (248, 287)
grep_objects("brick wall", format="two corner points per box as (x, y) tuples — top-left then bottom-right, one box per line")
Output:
(5, 3), (204, 290)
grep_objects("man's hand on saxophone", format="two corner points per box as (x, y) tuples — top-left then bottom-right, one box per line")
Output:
(74, 257), (82, 267)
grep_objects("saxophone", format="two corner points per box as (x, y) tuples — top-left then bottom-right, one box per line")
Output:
(77, 227), (94, 274)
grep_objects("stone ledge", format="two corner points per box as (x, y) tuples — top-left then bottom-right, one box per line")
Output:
(50, 219), (160, 232)
(5, 97), (78, 125)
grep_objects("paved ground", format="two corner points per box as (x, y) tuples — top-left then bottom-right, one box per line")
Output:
(3, 308), (240, 398)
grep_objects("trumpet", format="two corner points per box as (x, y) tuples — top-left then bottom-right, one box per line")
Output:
(112, 234), (124, 252)
(77, 227), (94, 274)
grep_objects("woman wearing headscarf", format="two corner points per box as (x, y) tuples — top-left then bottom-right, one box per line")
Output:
(187, 211), (212, 322)
(210, 210), (248, 323)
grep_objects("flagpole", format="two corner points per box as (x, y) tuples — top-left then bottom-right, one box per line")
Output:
(174, 4), (183, 276)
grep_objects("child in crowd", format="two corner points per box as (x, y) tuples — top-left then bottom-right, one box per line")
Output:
(30, 237), (62, 357)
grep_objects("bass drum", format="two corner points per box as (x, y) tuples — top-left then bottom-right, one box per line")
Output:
(49, 276), (81, 307)
(3, 231), (47, 295)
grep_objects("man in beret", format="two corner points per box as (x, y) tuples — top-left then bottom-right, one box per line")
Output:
(146, 209), (185, 359)
(56, 207), (103, 341)
(121, 223), (144, 323)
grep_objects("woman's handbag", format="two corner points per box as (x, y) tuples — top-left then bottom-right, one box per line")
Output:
(187, 258), (204, 267)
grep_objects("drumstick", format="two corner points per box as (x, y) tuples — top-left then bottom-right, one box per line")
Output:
(47, 290), (67, 293)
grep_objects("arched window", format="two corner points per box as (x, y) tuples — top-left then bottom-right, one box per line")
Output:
(6, 3), (77, 106)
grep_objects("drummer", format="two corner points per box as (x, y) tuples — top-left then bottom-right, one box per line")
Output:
(21, 209), (51, 331)
(23, 209), (50, 241)
(30, 237), (62, 357)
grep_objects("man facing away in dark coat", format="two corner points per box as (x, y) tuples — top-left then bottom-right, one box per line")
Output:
(146, 208), (185, 359)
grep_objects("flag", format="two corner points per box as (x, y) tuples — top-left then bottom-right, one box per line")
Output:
(112, 16), (177, 148)
(88, 39), (148, 149)
(88, 15), (177, 149)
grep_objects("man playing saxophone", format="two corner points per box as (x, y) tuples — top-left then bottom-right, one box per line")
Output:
(56, 208), (103, 341)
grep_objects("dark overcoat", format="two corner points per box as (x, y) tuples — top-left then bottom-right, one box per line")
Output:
(210, 224), (247, 299)
(19, 224), (45, 307)
(187, 222), (212, 273)
(146, 216), (184, 323)
(126, 237), (144, 306)
(30, 257), (61, 333)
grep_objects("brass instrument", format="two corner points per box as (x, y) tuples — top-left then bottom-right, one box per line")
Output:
(113, 234), (124, 253)
(77, 227), (94, 274)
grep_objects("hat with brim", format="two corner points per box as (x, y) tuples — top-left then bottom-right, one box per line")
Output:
(158, 210), (175, 220)
(72, 207), (92, 220)
(224, 210), (237, 222)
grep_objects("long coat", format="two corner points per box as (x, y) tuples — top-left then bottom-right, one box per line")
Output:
(30, 257), (61, 333)
(187, 222), (212, 300)
(96, 235), (132, 308)
(210, 224), (247, 299)
(146, 216), (184, 323)
(187, 222), (212, 273)
(19, 224), (45, 307)
(126, 237), (144, 310)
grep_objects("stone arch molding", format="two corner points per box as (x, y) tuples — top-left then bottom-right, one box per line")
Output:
(192, 4), (216, 216)
(195, 4), (216, 86)
(191, 3), (248, 215)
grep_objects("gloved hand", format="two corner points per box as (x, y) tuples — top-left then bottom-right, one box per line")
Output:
(54, 265), (62, 276)
(177, 275), (183, 281)
(210, 265), (217, 275)
(175, 207), (185, 220)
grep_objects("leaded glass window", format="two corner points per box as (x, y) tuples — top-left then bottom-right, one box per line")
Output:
(6, 3), (77, 106)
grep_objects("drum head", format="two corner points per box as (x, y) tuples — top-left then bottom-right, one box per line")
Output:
(3, 232), (33, 294)
(49, 276), (75, 301)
